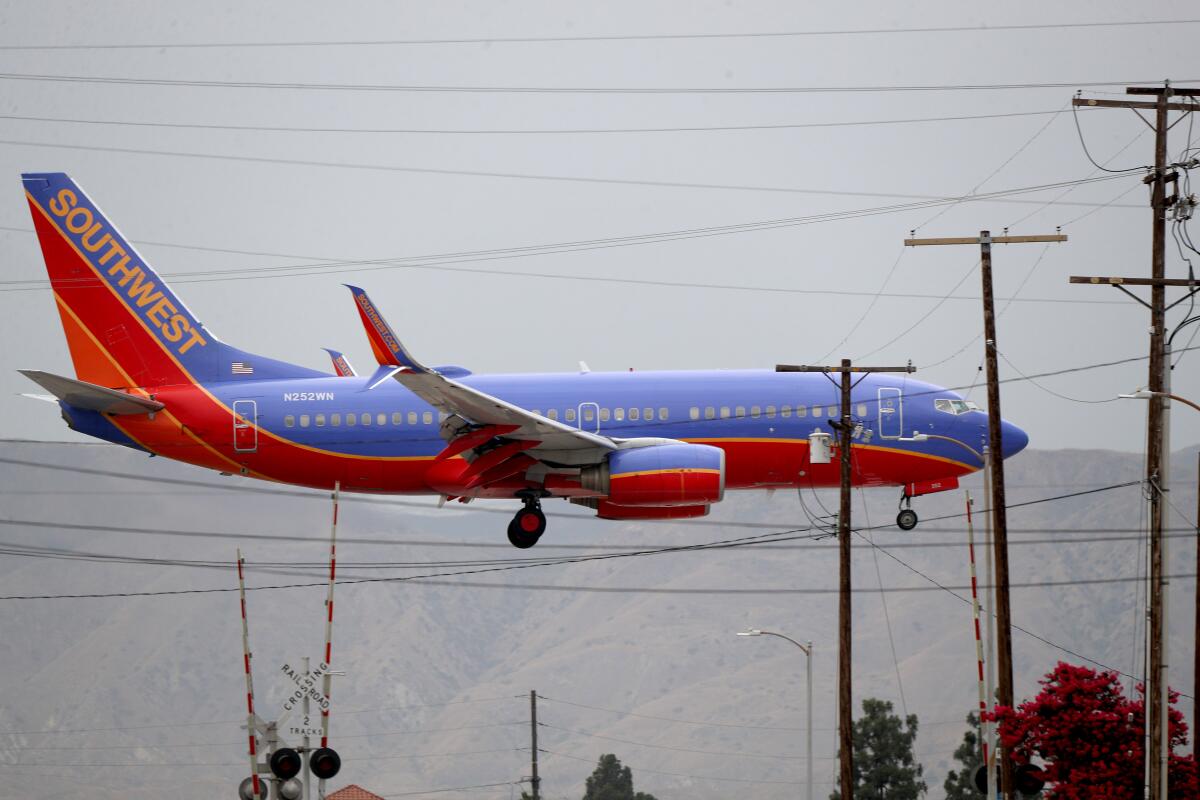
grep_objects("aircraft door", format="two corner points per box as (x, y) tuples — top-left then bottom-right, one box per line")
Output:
(877, 388), (902, 439)
(577, 402), (600, 434)
(233, 400), (258, 453)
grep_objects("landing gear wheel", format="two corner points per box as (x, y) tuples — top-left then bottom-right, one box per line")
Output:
(507, 506), (546, 549)
(896, 508), (919, 531)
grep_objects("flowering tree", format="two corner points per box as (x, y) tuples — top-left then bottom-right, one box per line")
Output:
(987, 661), (1198, 799)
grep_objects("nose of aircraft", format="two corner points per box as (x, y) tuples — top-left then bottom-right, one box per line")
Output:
(1000, 419), (1029, 458)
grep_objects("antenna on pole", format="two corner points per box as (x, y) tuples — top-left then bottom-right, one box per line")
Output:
(237, 549), (265, 800)
(317, 481), (341, 800)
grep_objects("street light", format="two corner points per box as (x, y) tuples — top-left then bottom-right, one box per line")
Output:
(737, 629), (813, 800)
(1121, 387), (1200, 761)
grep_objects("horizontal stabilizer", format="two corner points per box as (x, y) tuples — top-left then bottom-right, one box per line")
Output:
(18, 370), (164, 415)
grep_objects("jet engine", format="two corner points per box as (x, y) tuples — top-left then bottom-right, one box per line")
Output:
(578, 442), (725, 508)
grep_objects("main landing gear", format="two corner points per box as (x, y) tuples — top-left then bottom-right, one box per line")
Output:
(896, 493), (919, 531)
(507, 493), (547, 549)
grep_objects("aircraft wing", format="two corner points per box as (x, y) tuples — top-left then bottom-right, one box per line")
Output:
(345, 286), (616, 458)
(18, 370), (165, 415)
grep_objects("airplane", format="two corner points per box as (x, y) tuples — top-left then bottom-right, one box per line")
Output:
(323, 348), (357, 377)
(18, 172), (1029, 548)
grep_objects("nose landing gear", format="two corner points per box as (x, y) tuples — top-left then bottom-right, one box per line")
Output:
(507, 493), (547, 549)
(896, 493), (919, 531)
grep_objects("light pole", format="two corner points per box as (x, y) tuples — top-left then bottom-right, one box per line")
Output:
(738, 629), (813, 800)
(1121, 386), (1200, 772)
(900, 432), (998, 793)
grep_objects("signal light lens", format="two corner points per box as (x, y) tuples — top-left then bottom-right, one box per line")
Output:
(278, 777), (304, 800)
(238, 776), (264, 800)
(269, 747), (303, 780)
(310, 747), (342, 779)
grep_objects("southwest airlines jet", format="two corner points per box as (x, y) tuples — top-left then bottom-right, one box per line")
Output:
(19, 173), (1028, 548)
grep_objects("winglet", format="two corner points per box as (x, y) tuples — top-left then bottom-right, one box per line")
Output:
(343, 285), (428, 371)
(322, 348), (357, 377)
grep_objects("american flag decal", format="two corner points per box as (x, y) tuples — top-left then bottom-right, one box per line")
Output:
(231, 362), (254, 375)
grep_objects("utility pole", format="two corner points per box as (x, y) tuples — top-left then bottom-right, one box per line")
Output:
(776, 359), (915, 800)
(905, 230), (1066, 799)
(1070, 82), (1198, 800)
(529, 690), (541, 800)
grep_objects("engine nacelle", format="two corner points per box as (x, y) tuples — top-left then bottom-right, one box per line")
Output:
(574, 500), (710, 520)
(579, 443), (725, 508)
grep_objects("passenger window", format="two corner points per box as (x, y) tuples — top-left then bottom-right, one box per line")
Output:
(630, 407), (640, 421)
(766, 405), (776, 419)
(689, 407), (699, 420)
(548, 409), (559, 421)
(781, 405), (791, 418)
(643, 407), (653, 421)
(796, 405), (806, 417)
(566, 408), (577, 422)
(751, 405), (761, 418)
(422, 411), (433, 425)
(812, 406), (822, 418)
(828, 406), (837, 417)
(331, 413), (341, 427)
(705, 406), (715, 420)
(392, 412), (402, 425)
(300, 414), (310, 428)
(658, 407), (668, 420)
(720, 406), (731, 419)
(361, 413), (371, 426)
(857, 403), (868, 417)
(346, 413), (356, 427)
(284, 415), (295, 428)
(377, 413), (386, 426)
(614, 408), (625, 421)
(315, 413), (326, 427)
(532, 409), (541, 417)
(583, 407), (595, 422)
(408, 411), (417, 425)
(599, 408), (610, 422)
(735, 406), (746, 419)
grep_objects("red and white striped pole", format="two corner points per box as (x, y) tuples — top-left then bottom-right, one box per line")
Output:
(237, 549), (263, 800)
(965, 493), (990, 773)
(318, 482), (340, 799)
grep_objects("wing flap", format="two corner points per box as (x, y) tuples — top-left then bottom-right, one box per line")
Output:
(19, 370), (165, 415)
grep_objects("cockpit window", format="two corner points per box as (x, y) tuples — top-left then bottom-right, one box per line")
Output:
(934, 398), (974, 415)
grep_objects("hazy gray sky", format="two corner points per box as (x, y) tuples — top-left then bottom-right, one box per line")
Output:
(1, 1), (1198, 452)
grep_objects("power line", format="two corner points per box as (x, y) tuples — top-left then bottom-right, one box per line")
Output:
(0, 695), (517, 736)
(0, 71), (1193, 93)
(0, 139), (1138, 218)
(851, 531), (1188, 693)
(0, 108), (1073, 135)
(0, 178), (1138, 300)
(2, 536), (1186, 593)
(1, 20), (1197, 50)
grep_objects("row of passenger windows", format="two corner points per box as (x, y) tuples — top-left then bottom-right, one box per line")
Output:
(282, 402), (871, 430)
(284, 410), (440, 429)
(689, 403), (869, 421)
(530, 406), (670, 423)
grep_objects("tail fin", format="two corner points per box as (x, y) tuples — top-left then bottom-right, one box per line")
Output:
(23, 173), (322, 387)
(322, 348), (357, 377)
